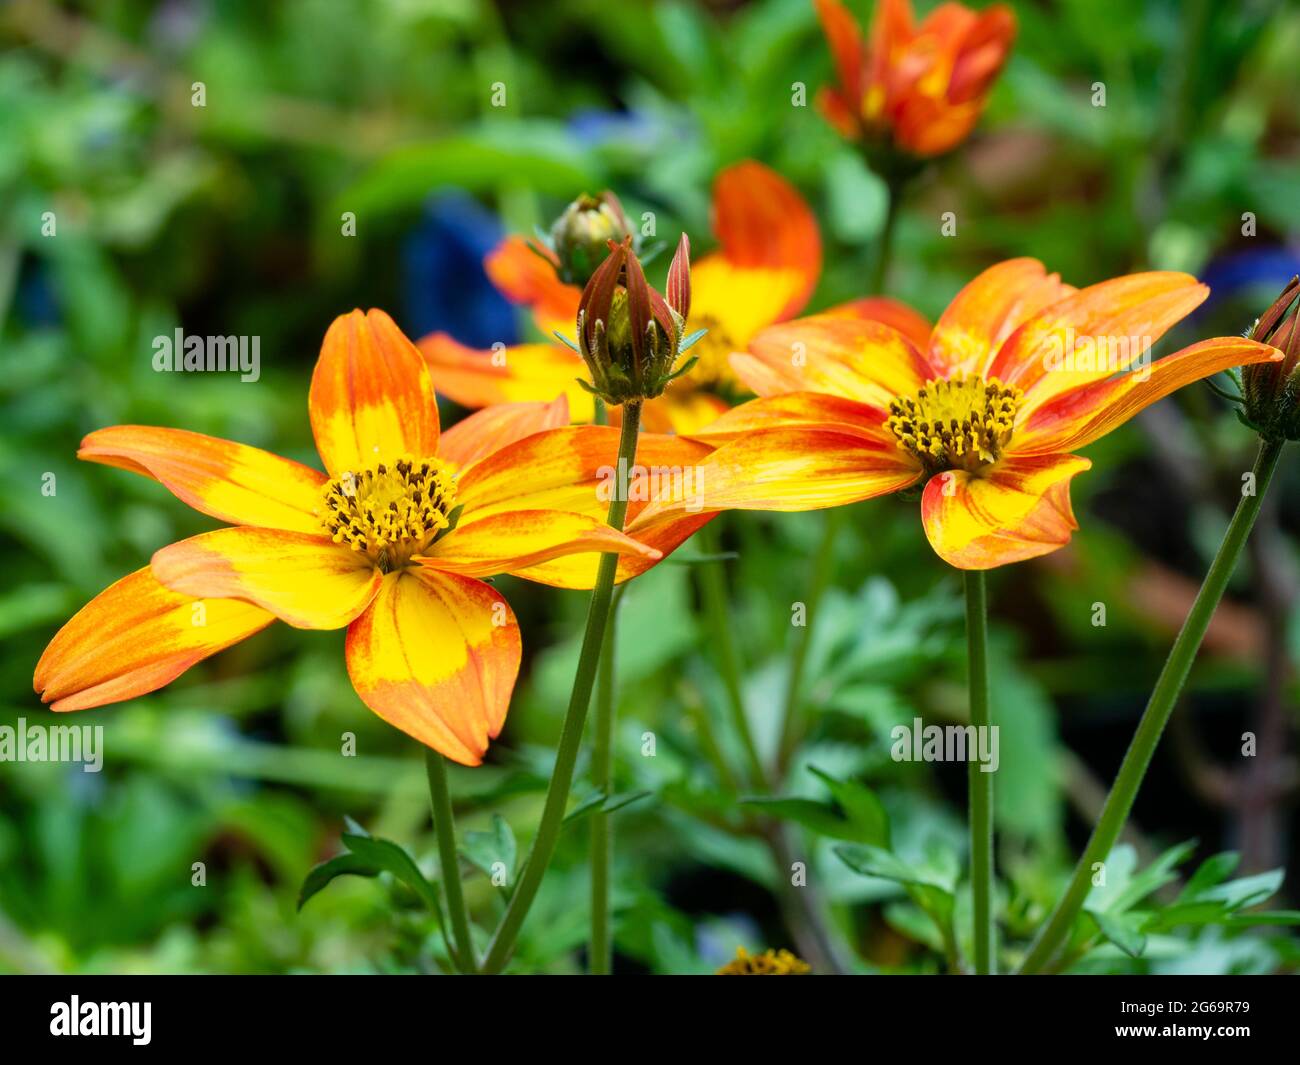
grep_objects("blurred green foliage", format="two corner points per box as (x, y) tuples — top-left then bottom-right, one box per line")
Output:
(2, 0), (1299, 974)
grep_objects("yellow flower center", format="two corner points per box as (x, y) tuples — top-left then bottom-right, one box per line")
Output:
(678, 312), (740, 390)
(321, 456), (457, 571)
(715, 947), (811, 975)
(885, 374), (1023, 474)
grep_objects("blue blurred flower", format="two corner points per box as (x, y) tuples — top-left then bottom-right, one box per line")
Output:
(403, 193), (518, 348)
(1201, 246), (1300, 303)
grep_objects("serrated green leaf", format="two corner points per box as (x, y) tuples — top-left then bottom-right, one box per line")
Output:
(1097, 840), (1197, 915)
(1185, 867), (1281, 910)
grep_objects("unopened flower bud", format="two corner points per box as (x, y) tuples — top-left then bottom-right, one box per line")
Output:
(549, 193), (632, 286)
(1241, 277), (1300, 440)
(573, 235), (697, 406)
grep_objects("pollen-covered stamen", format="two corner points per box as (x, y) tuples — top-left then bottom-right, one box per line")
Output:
(885, 374), (1023, 473)
(321, 456), (457, 570)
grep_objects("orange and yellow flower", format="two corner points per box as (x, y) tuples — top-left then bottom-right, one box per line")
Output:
(815, 0), (1017, 158)
(421, 160), (927, 434)
(639, 259), (1283, 569)
(34, 309), (706, 764)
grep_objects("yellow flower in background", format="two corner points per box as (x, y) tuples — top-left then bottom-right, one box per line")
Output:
(34, 309), (708, 765)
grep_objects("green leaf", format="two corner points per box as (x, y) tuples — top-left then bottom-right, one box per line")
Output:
(808, 766), (890, 848)
(1178, 852), (1240, 900)
(460, 814), (517, 889)
(1221, 910), (1300, 927)
(741, 770), (887, 845)
(602, 790), (653, 815)
(742, 797), (862, 840)
(1093, 911), (1147, 958)
(562, 790), (654, 825)
(562, 791), (608, 824)
(835, 843), (957, 957)
(1092, 840), (1197, 915)
(339, 832), (441, 913)
(1183, 866), (1281, 910)
(297, 852), (380, 911)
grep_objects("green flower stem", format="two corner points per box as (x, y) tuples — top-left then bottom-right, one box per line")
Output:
(963, 570), (994, 975)
(869, 180), (901, 294)
(588, 592), (620, 974)
(481, 401), (643, 974)
(425, 749), (474, 973)
(776, 508), (844, 773)
(696, 521), (766, 785)
(1019, 436), (1286, 975)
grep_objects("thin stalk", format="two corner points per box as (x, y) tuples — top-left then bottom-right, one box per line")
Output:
(869, 175), (904, 294)
(481, 401), (643, 974)
(964, 570), (994, 974)
(588, 592), (620, 974)
(1019, 437), (1286, 974)
(696, 521), (766, 784)
(678, 681), (742, 795)
(425, 750), (474, 972)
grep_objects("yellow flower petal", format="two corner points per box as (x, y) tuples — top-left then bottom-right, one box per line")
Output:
(421, 509), (660, 578)
(920, 453), (1091, 569)
(309, 309), (440, 476)
(437, 396), (569, 473)
(739, 314), (938, 406)
(35, 567), (273, 712)
(418, 332), (596, 420)
(78, 425), (327, 534)
(151, 528), (382, 630)
(1012, 337), (1283, 455)
(928, 258), (1073, 377)
(346, 569), (520, 765)
(989, 272), (1208, 408)
(638, 427), (921, 520)
(686, 391), (888, 446)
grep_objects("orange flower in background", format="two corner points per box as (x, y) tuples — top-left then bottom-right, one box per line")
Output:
(421, 160), (927, 434)
(816, 0), (1017, 158)
(639, 260), (1283, 569)
(34, 310), (705, 765)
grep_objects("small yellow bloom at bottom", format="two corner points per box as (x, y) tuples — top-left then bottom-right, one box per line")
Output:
(715, 946), (811, 975)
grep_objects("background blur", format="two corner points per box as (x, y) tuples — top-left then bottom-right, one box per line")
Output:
(2, 0), (1299, 974)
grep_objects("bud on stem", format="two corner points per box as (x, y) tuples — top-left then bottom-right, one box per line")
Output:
(1241, 277), (1300, 441)
(572, 235), (698, 406)
(548, 193), (633, 287)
